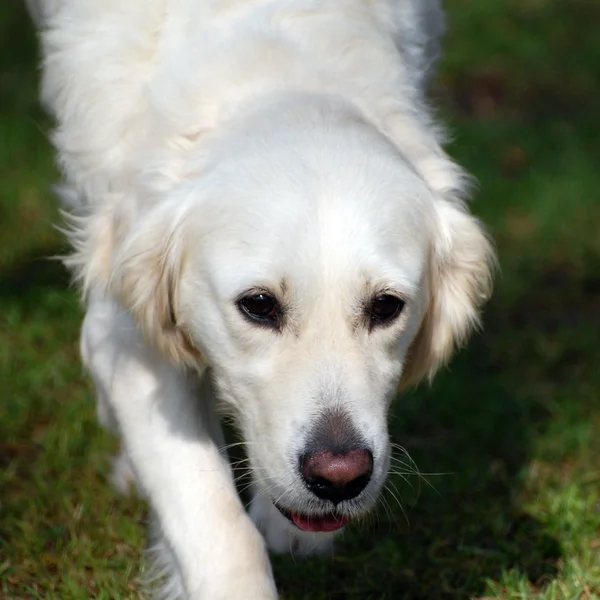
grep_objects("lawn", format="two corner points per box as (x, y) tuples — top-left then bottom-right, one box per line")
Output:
(1, 1), (599, 598)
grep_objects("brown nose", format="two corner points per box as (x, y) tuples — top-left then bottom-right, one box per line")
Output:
(301, 449), (373, 504)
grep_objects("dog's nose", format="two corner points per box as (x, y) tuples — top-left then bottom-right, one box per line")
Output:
(301, 449), (373, 504)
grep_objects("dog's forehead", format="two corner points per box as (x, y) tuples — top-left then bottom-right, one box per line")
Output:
(194, 169), (431, 298)
(190, 121), (435, 295)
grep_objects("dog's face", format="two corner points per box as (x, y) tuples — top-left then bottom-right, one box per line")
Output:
(111, 102), (494, 532)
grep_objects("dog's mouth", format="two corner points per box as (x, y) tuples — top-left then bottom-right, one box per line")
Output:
(274, 503), (350, 533)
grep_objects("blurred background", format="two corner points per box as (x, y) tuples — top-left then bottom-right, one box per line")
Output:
(1, 1), (599, 598)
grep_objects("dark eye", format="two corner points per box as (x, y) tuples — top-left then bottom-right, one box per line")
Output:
(238, 293), (280, 325)
(369, 294), (405, 327)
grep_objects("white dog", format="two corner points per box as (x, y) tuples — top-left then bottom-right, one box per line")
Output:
(32, 0), (495, 597)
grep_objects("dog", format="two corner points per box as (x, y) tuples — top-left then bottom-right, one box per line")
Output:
(31, 0), (495, 597)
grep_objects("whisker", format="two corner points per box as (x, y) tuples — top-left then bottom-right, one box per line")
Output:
(389, 442), (449, 497)
(387, 469), (416, 490)
(218, 440), (259, 452)
(383, 481), (409, 527)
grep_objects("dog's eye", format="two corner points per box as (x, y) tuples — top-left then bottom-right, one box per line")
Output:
(239, 293), (280, 325)
(369, 294), (404, 327)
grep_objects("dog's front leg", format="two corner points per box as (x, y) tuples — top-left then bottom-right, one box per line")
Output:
(81, 294), (278, 600)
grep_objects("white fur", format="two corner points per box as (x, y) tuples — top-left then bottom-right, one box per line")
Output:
(33, 0), (495, 598)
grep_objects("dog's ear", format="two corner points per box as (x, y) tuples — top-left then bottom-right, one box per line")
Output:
(108, 204), (202, 368)
(400, 162), (495, 388)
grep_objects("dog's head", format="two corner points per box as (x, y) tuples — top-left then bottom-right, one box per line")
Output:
(104, 96), (494, 535)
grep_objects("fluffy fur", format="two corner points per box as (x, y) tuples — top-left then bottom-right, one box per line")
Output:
(31, 0), (495, 598)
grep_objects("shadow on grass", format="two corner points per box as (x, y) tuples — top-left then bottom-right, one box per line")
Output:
(0, 246), (72, 309)
(0, 2), (46, 117)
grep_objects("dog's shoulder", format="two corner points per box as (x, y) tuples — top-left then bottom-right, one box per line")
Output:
(40, 0), (168, 197)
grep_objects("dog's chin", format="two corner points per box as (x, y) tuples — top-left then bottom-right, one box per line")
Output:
(273, 502), (351, 533)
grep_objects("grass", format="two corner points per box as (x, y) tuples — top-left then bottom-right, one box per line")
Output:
(1, 0), (599, 598)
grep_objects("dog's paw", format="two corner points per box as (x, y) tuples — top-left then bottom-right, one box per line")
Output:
(249, 493), (335, 556)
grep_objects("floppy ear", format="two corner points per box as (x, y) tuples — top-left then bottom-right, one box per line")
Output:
(108, 205), (202, 368)
(400, 183), (495, 389)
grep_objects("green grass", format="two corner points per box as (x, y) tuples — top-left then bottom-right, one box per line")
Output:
(1, 1), (599, 598)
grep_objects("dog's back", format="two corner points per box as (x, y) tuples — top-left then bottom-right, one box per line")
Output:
(31, 0), (445, 205)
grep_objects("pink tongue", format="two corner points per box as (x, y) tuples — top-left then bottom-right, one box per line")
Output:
(291, 512), (350, 533)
